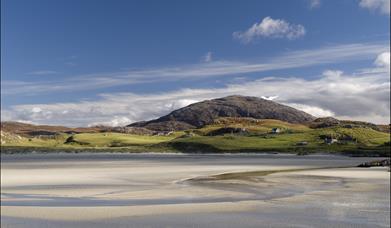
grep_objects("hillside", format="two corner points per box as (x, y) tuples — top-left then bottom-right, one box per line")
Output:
(129, 95), (316, 131)
(167, 119), (390, 155)
(1, 131), (24, 145)
(0, 122), (158, 137)
(1, 96), (389, 156)
(0, 121), (104, 137)
(2, 117), (389, 156)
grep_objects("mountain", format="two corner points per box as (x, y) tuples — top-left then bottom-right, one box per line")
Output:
(128, 95), (316, 131)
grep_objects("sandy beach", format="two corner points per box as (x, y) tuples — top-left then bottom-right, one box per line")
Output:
(1, 153), (390, 227)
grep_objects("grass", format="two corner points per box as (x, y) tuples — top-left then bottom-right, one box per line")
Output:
(312, 127), (390, 145)
(1, 132), (181, 153)
(194, 118), (311, 135)
(169, 125), (390, 155)
(2, 133), (69, 148)
(1, 119), (390, 156)
(172, 134), (309, 150)
(71, 132), (179, 147)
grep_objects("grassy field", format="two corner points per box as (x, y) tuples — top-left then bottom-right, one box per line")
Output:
(70, 132), (179, 147)
(194, 118), (311, 135)
(1, 119), (390, 156)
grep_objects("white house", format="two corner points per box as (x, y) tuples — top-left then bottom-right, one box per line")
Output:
(271, 128), (281, 134)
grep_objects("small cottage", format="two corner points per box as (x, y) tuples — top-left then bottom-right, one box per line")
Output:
(271, 128), (281, 134)
(324, 137), (338, 144)
(153, 131), (174, 136)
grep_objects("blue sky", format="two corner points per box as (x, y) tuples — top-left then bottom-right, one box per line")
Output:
(1, 0), (390, 126)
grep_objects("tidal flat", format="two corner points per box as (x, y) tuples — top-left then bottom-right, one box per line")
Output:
(1, 153), (390, 228)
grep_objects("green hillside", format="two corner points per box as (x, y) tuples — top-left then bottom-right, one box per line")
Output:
(1, 118), (390, 156)
(167, 119), (390, 155)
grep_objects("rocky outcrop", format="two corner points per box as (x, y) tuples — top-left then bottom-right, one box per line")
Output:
(357, 159), (390, 167)
(310, 117), (341, 128)
(206, 127), (249, 136)
(310, 117), (383, 132)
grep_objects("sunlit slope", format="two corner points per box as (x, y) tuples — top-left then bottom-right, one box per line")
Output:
(195, 118), (311, 135)
(168, 119), (390, 153)
(70, 132), (179, 147)
(1, 118), (389, 155)
(170, 128), (389, 151)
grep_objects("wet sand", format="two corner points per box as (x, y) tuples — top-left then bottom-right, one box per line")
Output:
(1, 153), (390, 227)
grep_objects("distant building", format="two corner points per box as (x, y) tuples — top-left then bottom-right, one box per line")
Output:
(296, 141), (308, 146)
(325, 137), (338, 144)
(271, 128), (281, 134)
(153, 131), (174, 136)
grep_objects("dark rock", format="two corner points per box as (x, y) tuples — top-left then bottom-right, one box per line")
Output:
(64, 136), (89, 145)
(206, 127), (248, 136)
(357, 159), (390, 167)
(310, 117), (340, 128)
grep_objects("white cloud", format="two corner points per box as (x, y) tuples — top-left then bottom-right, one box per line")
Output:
(202, 52), (213, 62)
(3, 54), (390, 126)
(233, 17), (306, 43)
(322, 70), (344, 80)
(288, 103), (334, 117)
(261, 95), (279, 100)
(31, 107), (42, 113)
(374, 51), (390, 68)
(164, 99), (200, 110)
(309, 0), (321, 9)
(2, 42), (388, 96)
(89, 116), (132, 127)
(359, 0), (390, 14)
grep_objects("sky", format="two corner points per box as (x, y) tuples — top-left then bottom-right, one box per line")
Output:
(1, 0), (390, 127)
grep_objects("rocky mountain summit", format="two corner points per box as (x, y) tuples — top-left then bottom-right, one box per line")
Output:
(129, 95), (316, 131)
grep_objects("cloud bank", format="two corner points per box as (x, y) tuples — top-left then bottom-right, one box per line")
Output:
(3, 52), (389, 126)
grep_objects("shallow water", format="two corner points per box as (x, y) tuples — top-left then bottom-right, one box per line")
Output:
(1, 153), (390, 227)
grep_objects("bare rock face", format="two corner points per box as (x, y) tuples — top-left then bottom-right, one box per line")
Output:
(310, 117), (341, 128)
(129, 95), (316, 131)
(310, 117), (383, 132)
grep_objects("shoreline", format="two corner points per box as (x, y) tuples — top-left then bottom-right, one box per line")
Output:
(1, 146), (390, 158)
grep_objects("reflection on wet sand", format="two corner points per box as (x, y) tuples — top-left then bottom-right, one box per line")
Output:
(1, 153), (390, 228)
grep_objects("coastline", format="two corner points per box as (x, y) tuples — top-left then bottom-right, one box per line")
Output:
(1, 145), (390, 157)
